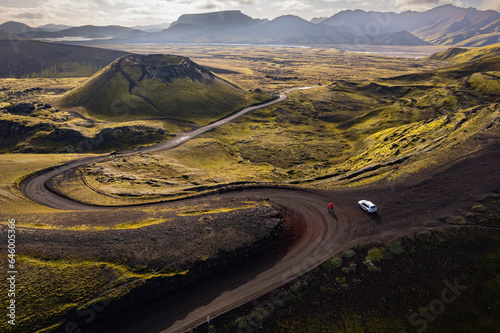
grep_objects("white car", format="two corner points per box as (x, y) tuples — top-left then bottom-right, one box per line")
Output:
(358, 200), (377, 213)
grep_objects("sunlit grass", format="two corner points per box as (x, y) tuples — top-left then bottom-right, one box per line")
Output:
(0, 255), (187, 332)
(0, 153), (98, 215)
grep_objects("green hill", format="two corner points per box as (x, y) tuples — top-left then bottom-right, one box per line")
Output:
(0, 39), (129, 78)
(428, 44), (500, 63)
(58, 54), (268, 125)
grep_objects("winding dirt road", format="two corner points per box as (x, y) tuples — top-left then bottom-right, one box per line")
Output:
(20, 85), (500, 332)
(21, 87), (308, 210)
(116, 189), (357, 333)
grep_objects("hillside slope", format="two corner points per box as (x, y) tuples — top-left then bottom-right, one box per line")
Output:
(428, 44), (500, 62)
(0, 39), (129, 78)
(59, 54), (266, 125)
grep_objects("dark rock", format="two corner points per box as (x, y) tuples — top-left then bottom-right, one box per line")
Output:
(5, 102), (35, 114)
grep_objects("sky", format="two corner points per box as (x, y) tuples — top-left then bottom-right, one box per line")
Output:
(0, 0), (499, 27)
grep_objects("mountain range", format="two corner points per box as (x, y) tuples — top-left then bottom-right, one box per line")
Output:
(320, 4), (500, 46)
(0, 5), (499, 46)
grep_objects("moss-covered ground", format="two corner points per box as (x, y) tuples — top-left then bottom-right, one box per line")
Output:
(201, 226), (500, 333)
(58, 54), (272, 125)
(75, 60), (500, 202)
(0, 153), (99, 214)
(0, 255), (187, 333)
(0, 196), (278, 333)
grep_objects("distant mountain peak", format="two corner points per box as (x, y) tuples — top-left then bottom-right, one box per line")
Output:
(0, 21), (41, 34)
(37, 23), (74, 32)
(171, 10), (267, 32)
(310, 16), (328, 24)
(273, 14), (307, 21)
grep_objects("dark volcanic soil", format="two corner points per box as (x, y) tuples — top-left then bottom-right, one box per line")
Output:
(13, 202), (283, 272)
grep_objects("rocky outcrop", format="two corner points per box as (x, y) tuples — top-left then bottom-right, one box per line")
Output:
(120, 54), (216, 84)
(0, 119), (169, 153)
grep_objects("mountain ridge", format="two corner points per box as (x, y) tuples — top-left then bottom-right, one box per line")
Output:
(322, 4), (500, 46)
(1, 4), (499, 46)
(170, 10), (268, 32)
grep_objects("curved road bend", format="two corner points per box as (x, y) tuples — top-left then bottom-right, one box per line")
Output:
(21, 85), (366, 333)
(145, 189), (355, 333)
(22, 81), (472, 333)
(21, 86), (319, 210)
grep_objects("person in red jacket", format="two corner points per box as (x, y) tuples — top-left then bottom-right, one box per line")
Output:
(328, 202), (334, 214)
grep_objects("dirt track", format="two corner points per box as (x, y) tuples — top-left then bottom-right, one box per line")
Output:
(19, 85), (500, 332)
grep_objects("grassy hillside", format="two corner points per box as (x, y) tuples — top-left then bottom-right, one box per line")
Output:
(428, 44), (500, 63)
(0, 40), (129, 78)
(59, 54), (270, 125)
(0, 77), (183, 154)
(207, 227), (500, 333)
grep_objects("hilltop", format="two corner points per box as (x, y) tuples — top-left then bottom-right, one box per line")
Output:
(0, 21), (41, 34)
(59, 54), (269, 125)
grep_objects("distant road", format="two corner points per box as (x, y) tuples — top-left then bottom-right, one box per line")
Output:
(144, 87), (317, 152)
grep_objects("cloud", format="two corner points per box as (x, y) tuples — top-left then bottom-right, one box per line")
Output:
(33, 0), (186, 25)
(387, 0), (447, 11)
(13, 12), (45, 20)
(197, 1), (219, 10)
(0, 5), (47, 26)
(480, 0), (500, 11)
(230, 0), (256, 4)
(191, 0), (257, 12)
(312, 8), (338, 14)
(0, 0), (259, 27)
(405, 0), (440, 3)
(323, 0), (362, 3)
(271, 0), (312, 11)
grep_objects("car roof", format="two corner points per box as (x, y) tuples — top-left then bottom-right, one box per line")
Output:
(359, 200), (375, 206)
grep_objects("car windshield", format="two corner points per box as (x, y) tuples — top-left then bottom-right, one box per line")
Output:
(370, 206), (376, 209)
